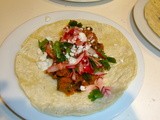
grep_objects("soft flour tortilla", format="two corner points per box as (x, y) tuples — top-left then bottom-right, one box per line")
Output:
(15, 19), (137, 116)
(144, 0), (160, 37)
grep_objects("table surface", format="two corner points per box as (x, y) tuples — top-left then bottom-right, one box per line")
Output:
(0, 0), (160, 120)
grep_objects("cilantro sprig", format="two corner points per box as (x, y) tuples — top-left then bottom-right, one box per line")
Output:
(107, 57), (116, 63)
(82, 73), (91, 83)
(68, 20), (82, 28)
(52, 41), (67, 62)
(99, 57), (116, 70)
(96, 49), (116, 70)
(38, 39), (74, 62)
(38, 39), (49, 52)
(52, 41), (73, 62)
(88, 89), (104, 101)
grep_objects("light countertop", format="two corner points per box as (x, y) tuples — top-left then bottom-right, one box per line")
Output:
(0, 0), (160, 120)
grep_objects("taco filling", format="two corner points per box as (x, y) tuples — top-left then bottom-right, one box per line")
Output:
(15, 19), (137, 116)
(37, 20), (116, 101)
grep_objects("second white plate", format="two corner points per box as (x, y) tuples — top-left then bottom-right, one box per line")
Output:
(133, 0), (160, 50)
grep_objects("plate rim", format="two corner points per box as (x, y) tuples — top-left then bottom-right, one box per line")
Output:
(64, 0), (101, 2)
(0, 10), (144, 120)
(133, 0), (160, 50)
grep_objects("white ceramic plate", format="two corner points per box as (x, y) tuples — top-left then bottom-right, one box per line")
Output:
(65, 0), (101, 2)
(133, 0), (160, 50)
(0, 11), (144, 120)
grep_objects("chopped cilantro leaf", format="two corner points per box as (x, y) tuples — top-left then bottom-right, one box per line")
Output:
(77, 23), (82, 27)
(66, 47), (71, 55)
(57, 54), (66, 62)
(61, 42), (73, 57)
(82, 73), (91, 82)
(97, 49), (107, 59)
(96, 50), (116, 69)
(89, 58), (97, 69)
(53, 41), (61, 58)
(101, 51), (108, 59)
(89, 58), (102, 72)
(88, 89), (103, 101)
(68, 20), (82, 28)
(107, 57), (116, 63)
(99, 59), (111, 70)
(99, 50), (116, 63)
(62, 42), (73, 48)
(38, 39), (49, 52)
(52, 41), (66, 62)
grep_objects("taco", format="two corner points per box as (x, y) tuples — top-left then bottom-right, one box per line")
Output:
(144, 0), (160, 37)
(15, 19), (137, 116)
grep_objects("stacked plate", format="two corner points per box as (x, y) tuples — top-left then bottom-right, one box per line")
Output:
(133, 0), (160, 50)
(65, 0), (101, 2)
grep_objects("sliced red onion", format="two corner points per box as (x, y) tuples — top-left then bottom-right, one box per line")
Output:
(66, 52), (84, 67)
(87, 47), (96, 55)
(101, 86), (111, 96)
(46, 64), (59, 73)
(71, 69), (76, 81)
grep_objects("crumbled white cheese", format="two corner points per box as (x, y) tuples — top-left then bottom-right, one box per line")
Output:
(80, 86), (86, 91)
(93, 53), (98, 58)
(46, 59), (53, 67)
(46, 36), (53, 41)
(83, 44), (91, 51)
(77, 45), (84, 54)
(65, 53), (70, 59)
(37, 48), (43, 55)
(70, 52), (74, 57)
(78, 32), (87, 42)
(37, 61), (48, 71)
(91, 39), (95, 43)
(37, 59), (53, 71)
(71, 45), (77, 53)
(72, 36), (78, 43)
(37, 49), (53, 71)
(87, 27), (91, 30)
(39, 52), (47, 61)
(68, 57), (77, 64)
